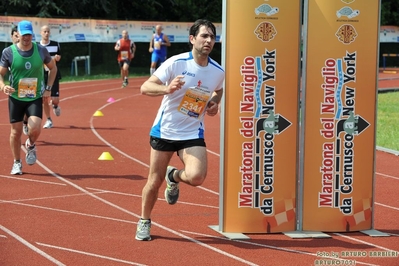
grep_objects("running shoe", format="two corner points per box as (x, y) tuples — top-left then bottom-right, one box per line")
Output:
(164, 166), (179, 205)
(10, 161), (22, 175)
(25, 139), (37, 165)
(121, 77), (129, 88)
(53, 105), (61, 116)
(135, 219), (151, 241)
(43, 119), (53, 129)
(23, 122), (28, 135)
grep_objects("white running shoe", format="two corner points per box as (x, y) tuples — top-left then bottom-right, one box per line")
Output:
(25, 139), (37, 165)
(10, 161), (22, 175)
(53, 105), (61, 116)
(135, 219), (151, 241)
(43, 119), (53, 129)
(23, 122), (28, 135)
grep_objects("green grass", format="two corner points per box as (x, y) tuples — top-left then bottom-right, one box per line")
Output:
(62, 74), (398, 152)
(61, 73), (120, 82)
(60, 67), (148, 82)
(377, 91), (399, 151)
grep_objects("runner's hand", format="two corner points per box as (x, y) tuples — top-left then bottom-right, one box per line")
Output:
(2, 85), (15, 96)
(206, 100), (219, 116)
(167, 75), (185, 94)
(42, 90), (51, 103)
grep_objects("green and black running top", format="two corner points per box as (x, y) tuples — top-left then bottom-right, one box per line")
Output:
(10, 42), (44, 102)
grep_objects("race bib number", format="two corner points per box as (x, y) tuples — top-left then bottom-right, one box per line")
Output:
(18, 78), (37, 98)
(154, 40), (161, 50)
(178, 86), (211, 118)
(121, 51), (128, 59)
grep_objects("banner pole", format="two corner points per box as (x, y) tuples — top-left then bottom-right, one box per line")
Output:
(218, 0), (228, 233)
(297, 0), (310, 233)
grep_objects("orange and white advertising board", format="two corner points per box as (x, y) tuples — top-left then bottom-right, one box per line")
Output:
(301, 0), (380, 232)
(220, 0), (301, 233)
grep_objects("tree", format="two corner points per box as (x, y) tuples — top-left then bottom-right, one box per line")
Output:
(1, 0), (396, 26)
(380, 0), (399, 25)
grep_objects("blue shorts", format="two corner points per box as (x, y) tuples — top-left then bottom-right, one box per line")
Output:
(151, 51), (166, 65)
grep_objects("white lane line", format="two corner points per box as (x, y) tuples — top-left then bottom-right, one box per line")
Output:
(89, 94), (150, 168)
(88, 97), (220, 196)
(376, 172), (399, 180)
(2, 87), (249, 265)
(5, 79), (394, 265)
(89, 95), (399, 254)
(0, 224), (66, 266)
(0, 200), (135, 224)
(335, 233), (399, 252)
(36, 242), (146, 266)
(23, 151), (256, 266)
(0, 191), (108, 204)
(0, 174), (66, 186)
(374, 202), (399, 211)
(86, 187), (218, 209)
(181, 230), (379, 266)
(206, 148), (220, 157)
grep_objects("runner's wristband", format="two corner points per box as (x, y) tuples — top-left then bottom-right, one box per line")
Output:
(45, 85), (52, 91)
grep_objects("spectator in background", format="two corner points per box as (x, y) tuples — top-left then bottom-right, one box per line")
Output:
(115, 30), (136, 88)
(149, 25), (171, 75)
(39, 25), (62, 129)
(0, 20), (57, 175)
(11, 25), (19, 44)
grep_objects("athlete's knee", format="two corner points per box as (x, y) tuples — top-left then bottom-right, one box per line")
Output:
(52, 98), (60, 105)
(185, 169), (207, 186)
(10, 127), (22, 138)
(28, 118), (42, 134)
(147, 172), (165, 189)
(29, 123), (41, 137)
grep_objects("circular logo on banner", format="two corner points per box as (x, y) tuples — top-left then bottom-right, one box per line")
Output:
(336, 24), (358, 44)
(254, 22), (277, 42)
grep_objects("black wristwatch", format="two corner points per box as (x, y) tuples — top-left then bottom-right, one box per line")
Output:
(45, 85), (52, 91)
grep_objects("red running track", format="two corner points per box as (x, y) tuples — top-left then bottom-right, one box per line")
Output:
(0, 76), (398, 266)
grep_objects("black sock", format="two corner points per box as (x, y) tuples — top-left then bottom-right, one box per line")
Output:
(27, 139), (35, 149)
(23, 120), (27, 125)
(168, 169), (176, 183)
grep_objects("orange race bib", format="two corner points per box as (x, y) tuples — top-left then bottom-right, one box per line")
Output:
(178, 86), (211, 119)
(18, 78), (37, 98)
(121, 51), (128, 59)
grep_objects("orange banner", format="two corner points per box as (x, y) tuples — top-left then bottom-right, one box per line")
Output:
(301, 0), (380, 232)
(220, 0), (301, 233)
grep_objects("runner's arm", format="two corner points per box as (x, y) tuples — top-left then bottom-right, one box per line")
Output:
(162, 34), (171, 47)
(141, 74), (185, 96)
(114, 40), (120, 51)
(149, 35), (154, 52)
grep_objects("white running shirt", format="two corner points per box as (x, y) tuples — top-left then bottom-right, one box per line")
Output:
(150, 51), (225, 140)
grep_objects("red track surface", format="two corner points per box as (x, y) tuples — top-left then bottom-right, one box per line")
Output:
(0, 75), (398, 266)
